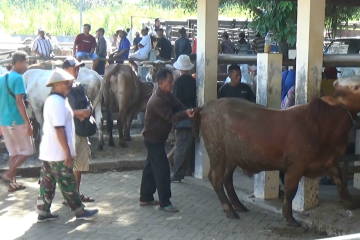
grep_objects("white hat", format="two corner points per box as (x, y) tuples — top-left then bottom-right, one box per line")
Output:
(38, 27), (45, 32)
(173, 55), (194, 71)
(46, 68), (75, 87)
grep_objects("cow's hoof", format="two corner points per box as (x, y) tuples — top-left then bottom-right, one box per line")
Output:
(286, 218), (301, 227)
(119, 142), (128, 148)
(234, 205), (249, 212)
(109, 140), (115, 147)
(97, 145), (103, 150)
(225, 211), (240, 219)
(124, 136), (132, 141)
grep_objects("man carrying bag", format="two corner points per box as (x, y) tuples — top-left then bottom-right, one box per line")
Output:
(63, 57), (97, 203)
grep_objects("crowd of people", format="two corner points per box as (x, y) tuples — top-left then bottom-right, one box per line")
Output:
(0, 18), (354, 221)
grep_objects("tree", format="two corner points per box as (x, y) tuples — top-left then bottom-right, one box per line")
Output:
(325, 6), (360, 39)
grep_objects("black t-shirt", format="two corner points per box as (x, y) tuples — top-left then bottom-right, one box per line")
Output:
(156, 37), (172, 60)
(173, 74), (197, 108)
(218, 82), (256, 102)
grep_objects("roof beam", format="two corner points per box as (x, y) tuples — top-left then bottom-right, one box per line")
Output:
(271, 0), (360, 6)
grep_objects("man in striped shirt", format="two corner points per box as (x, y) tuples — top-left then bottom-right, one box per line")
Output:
(32, 28), (54, 58)
(251, 32), (265, 54)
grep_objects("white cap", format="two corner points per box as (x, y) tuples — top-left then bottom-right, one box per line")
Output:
(173, 55), (194, 71)
(38, 27), (45, 32)
(46, 68), (75, 87)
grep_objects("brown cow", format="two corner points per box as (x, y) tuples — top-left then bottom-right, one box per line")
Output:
(104, 64), (154, 147)
(27, 60), (64, 70)
(192, 76), (360, 227)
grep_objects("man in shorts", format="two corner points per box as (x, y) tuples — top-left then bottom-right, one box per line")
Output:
(73, 24), (99, 71)
(63, 57), (95, 203)
(0, 51), (34, 192)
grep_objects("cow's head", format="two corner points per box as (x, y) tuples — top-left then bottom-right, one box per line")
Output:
(333, 75), (360, 112)
(140, 60), (174, 82)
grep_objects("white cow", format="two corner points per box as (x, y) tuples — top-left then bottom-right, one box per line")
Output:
(23, 67), (105, 149)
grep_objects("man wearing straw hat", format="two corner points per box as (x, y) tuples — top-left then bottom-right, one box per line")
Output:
(36, 68), (98, 222)
(171, 55), (197, 182)
(109, 28), (131, 64)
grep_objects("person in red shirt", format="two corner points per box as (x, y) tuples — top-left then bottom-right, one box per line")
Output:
(73, 24), (99, 70)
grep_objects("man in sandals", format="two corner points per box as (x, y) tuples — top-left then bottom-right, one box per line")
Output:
(140, 68), (195, 213)
(36, 68), (98, 222)
(63, 57), (95, 203)
(0, 51), (34, 192)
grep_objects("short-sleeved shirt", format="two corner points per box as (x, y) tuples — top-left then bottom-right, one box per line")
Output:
(31, 36), (53, 57)
(137, 35), (152, 58)
(118, 38), (131, 60)
(133, 36), (142, 46)
(221, 40), (236, 54)
(0, 71), (26, 126)
(218, 82), (256, 102)
(156, 37), (172, 60)
(39, 93), (76, 161)
(74, 33), (97, 53)
(252, 37), (265, 53)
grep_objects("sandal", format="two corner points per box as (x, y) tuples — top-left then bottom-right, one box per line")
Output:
(8, 182), (26, 192)
(159, 205), (179, 213)
(139, 200), (160, 206)
(80, 194), (95, 202)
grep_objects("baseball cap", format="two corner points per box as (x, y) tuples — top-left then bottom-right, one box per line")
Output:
(46, 68), (75, 87)
(38, 27), (45, 32)
(63, 56), (85, 69)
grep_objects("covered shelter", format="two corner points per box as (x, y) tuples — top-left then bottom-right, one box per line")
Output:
(195, 0), (360, 212)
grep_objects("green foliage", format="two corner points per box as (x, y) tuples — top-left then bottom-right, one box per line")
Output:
(325, 6), (360, 38)
(246, 0), (297, 46)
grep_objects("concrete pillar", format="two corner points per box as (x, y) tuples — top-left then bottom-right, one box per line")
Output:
(254, 53), (282, 199)
(293, 0), (325, 211)
(194, 0), (219, 179)
(353, 130), (360, 189)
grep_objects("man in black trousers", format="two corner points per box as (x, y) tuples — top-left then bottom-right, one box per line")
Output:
(139, 68), (195, 213)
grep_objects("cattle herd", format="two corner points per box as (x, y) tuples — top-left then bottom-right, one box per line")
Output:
(1, 58), (360, 228)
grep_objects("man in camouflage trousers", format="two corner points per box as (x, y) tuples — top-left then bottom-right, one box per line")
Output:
(36, 68), (98, 223)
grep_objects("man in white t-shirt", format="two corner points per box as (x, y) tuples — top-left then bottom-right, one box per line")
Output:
(129, 26), (152, 72)
(36, 68), (98, 223)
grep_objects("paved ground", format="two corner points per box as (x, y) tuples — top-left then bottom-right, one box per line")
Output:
(0, 171), (326, 240)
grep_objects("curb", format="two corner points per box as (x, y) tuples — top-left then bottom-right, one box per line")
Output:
(1, 160), (146, 178)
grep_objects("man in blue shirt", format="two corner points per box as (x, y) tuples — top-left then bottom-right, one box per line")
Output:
(0, 51), (34, 192)
(109, 28), (131, 64)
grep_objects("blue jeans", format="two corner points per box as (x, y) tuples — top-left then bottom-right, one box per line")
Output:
(75, 52), (99, 61)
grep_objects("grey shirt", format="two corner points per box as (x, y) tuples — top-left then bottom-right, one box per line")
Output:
(96, 36), (107, 58)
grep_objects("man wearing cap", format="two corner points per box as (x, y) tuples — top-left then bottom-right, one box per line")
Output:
(32, 27), (54, 58)
(95, 28), (107, 75)
(36, 67), (98, 222)
(109, 28), (131, 64)
(174, 27), (192, 60)
(128, 26), (152, 71)
(73, 24), (99, 71)
(171, 55), (197, 182)
(62, 57), (95, 203)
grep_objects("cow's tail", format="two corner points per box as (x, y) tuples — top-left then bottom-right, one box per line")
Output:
(104, 64), (119, 110)
(192, 106), (204, 142)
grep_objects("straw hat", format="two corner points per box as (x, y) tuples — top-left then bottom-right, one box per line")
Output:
(46, 68), (75, 87)
(173, 55), (194, 71)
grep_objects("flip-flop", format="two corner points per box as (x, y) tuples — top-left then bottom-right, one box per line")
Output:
(159, 205), (179, 213)
(80, 194), (95, 202)
(139, 200), (160, 206)
(8, 182), (26, 192)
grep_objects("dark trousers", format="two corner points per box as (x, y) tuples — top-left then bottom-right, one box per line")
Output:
(140, 141), (172, 208)
(173, 129), (193, 179)
(95, 60), (106, 75)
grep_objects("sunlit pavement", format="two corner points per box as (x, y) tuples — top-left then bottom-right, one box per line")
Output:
(0, 171), (326, 240)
